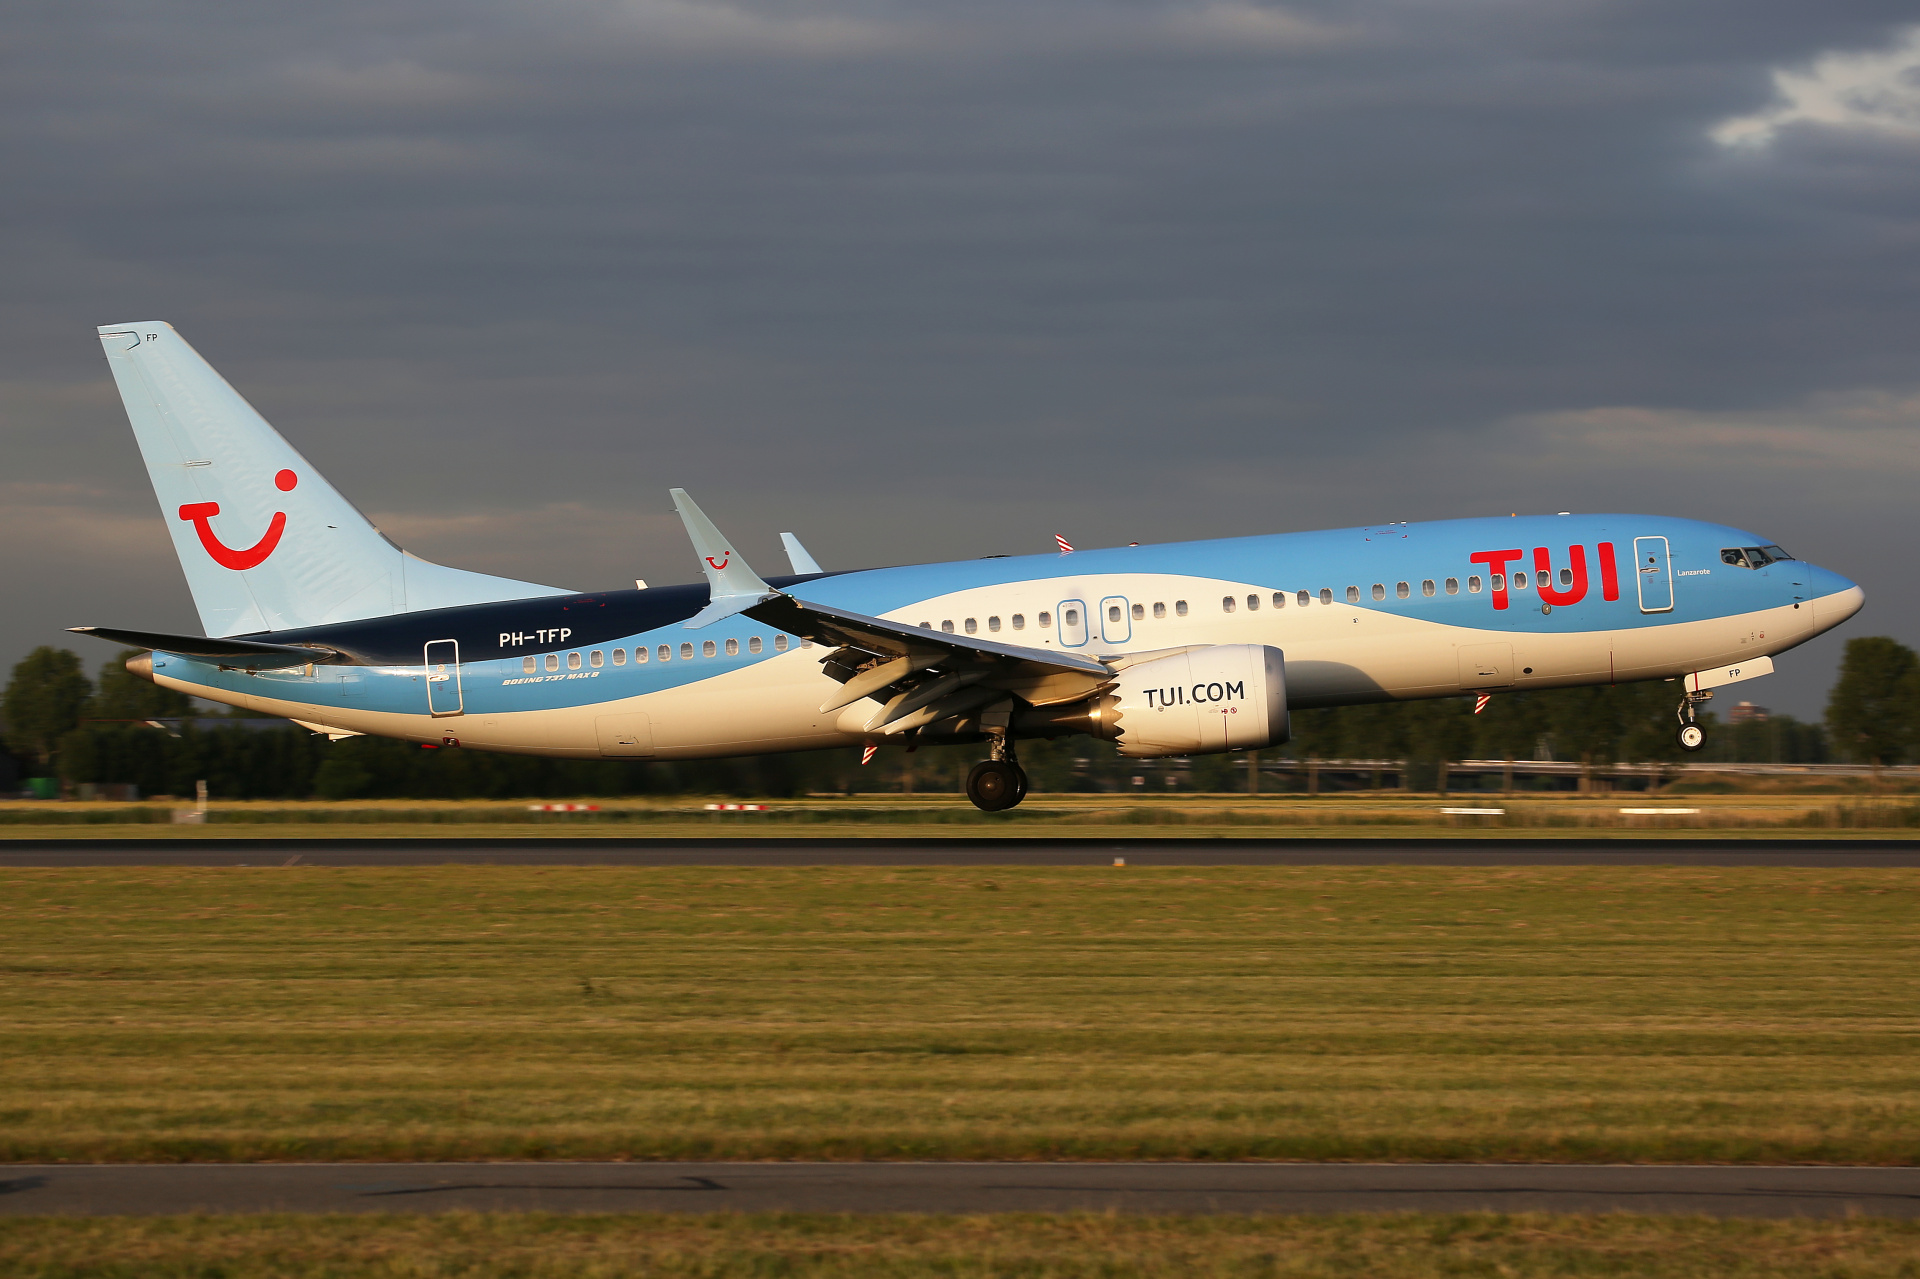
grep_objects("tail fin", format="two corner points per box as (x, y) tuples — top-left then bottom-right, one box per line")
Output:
(98, 322), (568, 637)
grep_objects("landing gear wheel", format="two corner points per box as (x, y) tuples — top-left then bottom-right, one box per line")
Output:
(967, 760), (1024, 812)
(1677, 723), (1706, 752)
(1013, 766), (1029, 803)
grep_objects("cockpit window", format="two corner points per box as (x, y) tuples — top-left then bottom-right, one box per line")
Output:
(1722, 545), (1794, 569)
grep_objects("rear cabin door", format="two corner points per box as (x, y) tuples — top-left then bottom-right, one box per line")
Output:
(1633, 537), (1674, 613)
(425, 639), (463, 716)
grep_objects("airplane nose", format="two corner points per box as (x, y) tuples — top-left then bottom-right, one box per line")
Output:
(1804, 564), (1864, 625)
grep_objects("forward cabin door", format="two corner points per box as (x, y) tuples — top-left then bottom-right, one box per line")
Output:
(425, 639), (464, 716)
(1633, 537), (1673, 613)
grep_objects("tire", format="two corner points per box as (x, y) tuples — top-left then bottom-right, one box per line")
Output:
(966, 760), (1023, 811)
(1013, 766), (1029, 804)
(1677, 724), (1705, 752)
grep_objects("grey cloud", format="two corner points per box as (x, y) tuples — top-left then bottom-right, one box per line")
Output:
(5, 0), (1919, 717)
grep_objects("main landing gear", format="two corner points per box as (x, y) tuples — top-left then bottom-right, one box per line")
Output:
(966, 733), (1029, 812)
(1676, 691), (1710, 753)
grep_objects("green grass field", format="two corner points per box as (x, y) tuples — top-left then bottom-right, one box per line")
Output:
(4, 865), (1918, 1165)
(5, 1213), (1920, 1278)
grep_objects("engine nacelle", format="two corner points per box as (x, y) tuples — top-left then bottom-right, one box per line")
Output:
(1017, 645), (1288, 758)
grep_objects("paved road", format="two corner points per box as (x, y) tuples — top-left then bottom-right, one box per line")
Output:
(1, 837), (1918, 866)
(3, 1162), (1917, 1218)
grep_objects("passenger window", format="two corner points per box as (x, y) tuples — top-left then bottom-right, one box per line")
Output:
(612, 648), (626, 666)
(962, 618), (976, 634)
(1039, 612), (1053, 627)
(725, 638), (739, 655)
(1446, 577), (1459, 595)
(1175, 600), (1189, 616)
(1153, 602), (1166, 618)
(658, 644), (671, 661)
(941, 620), (955, 633)
(680, 643), (694, 660)
(701, 640), (716, 658)
(1559, 568), (1572, 587)
(545, 653), (559, 671)
(1467, 576), (1482, 593)
(989, 616), (1001, 632)
(1222, 596), (1236, 613)
(635, 647), (649, 664)
(748, 636), (762, 653)
(1012, 614), (1026, 629)
(1396, 582), (1410, 599)
(775, 635), (789, 652)
(522, 656), (536, 674)
(1512, 572), (1528, 591)
(565, 652), (581, 670)
(1536, 570), (1549, 588)
(1319, 588), (1333, 604)
(1370, 584), (1385, 601)
(590, 650), (604, 667)
(1246, 594), (1260, 611)
(1271, 593), (1285, 609)
(1297, 590), (1310, 607)
(1131, 603), (1144, 620)
(1422, 580), (1436, 597)
(1347, 586), (1361, 603)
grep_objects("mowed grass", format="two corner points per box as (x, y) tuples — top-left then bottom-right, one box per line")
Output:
(6, 1213), (1920, 1278)
(2, 866), (1918, 1164)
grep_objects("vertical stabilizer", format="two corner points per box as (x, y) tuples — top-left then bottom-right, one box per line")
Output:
(98, 323), (568, 637)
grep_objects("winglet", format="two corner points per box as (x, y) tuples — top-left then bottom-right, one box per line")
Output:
(670, 488), (778, 628)
(781, 532), (823, 575)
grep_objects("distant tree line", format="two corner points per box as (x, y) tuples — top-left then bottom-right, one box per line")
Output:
(2, 638), (1911, 799)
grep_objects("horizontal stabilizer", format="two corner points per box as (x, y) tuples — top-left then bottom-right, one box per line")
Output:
(69, 626), (348, 670)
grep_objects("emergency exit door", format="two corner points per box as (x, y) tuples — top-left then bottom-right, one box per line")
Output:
(425, 639), (464, 716)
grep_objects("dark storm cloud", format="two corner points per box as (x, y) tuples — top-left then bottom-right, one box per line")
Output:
(5, 0), (1919, 712)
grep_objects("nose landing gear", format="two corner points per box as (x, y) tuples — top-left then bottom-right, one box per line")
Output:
(1676, 691), (1710, 753)
(966, 732), (1029, 811)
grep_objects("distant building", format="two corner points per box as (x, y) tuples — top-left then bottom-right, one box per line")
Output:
(1728, 701), (1771, 724)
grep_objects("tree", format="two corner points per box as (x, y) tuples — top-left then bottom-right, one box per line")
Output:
(1825, 637), (1920, 766)
(2, 647), (93, 768)
(87, 649), (191, 722)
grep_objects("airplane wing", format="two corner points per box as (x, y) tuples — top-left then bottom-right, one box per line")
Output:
(69, 626), (349, 670)
(671, 490), (1116, 734)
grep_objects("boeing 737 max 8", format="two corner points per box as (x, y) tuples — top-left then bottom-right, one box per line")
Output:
(74, 323), (1865, 810)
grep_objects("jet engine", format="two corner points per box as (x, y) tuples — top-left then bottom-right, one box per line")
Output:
(1016, 644), (1289, 758)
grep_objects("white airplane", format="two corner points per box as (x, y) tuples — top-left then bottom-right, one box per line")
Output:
(75, 322), (1865, 810)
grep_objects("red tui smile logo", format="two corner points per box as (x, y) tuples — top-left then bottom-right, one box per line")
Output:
(178, 469), (297, 570)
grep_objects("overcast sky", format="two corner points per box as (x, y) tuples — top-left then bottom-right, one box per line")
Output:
(6, 0), (1919, 718)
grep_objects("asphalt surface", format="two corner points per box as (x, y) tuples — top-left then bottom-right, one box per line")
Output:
(2, 837), (1918, 866)
(3, 1162), (1917, 1218)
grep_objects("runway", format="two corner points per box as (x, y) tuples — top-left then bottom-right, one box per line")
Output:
(1, 836), (1918, 867)
(3, 1162), (1917, 1218)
